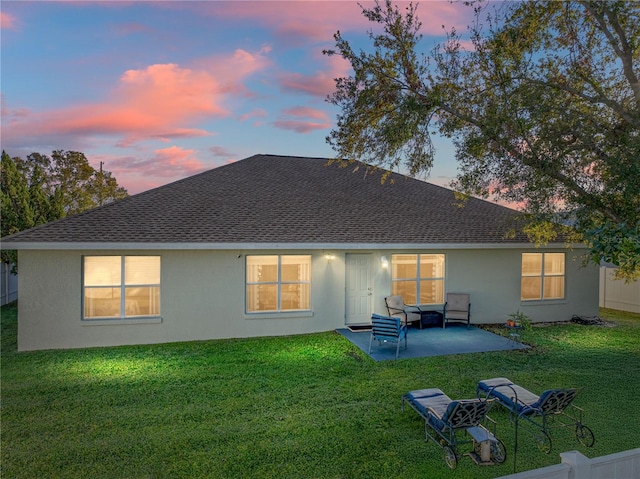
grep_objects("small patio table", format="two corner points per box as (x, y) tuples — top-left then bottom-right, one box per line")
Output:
(420, 310), (443, 328)
(504, 324), (523, 345)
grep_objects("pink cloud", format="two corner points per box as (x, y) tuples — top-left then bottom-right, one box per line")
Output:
(274, 107), (330, 133)
(279, 72), (335, 97)
(444, 37), (477, 52)
(2, 48), (271, 148)
(278, 54), (351, 98)
(187, 1), (474, 44)
(209, 146), (236, 158)
(273, 120), (330, 134)
(1, 95), (30, 121)
(410, 1), (475, 34)
(98, 146), (211, 194)
(1, 12), (18, 30)
(117, 63), (228, 117)
(239, 108), (268, 122)
(191, 47), (271, 86)
(3, 102), (214, 150)
(153, 145), (207, 174)
(112, 146), (207, 177)
(183, 2), (367, 45)
(281, 107), (327, 120)
(111, 22), (152, 37)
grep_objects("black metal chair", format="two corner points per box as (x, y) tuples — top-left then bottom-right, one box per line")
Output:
(385, 295), (424, 329)
(443, 293), (471, 329)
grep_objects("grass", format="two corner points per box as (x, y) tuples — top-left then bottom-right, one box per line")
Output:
(1, 303), (639, 479)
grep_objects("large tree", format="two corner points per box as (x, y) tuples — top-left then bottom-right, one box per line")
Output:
(1, 150), (128, 268)
(325, 0), (640, 280)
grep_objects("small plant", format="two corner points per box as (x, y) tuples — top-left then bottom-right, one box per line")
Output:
(508, 310), (531, 329)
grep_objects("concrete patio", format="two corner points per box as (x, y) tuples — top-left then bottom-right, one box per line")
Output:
(336, 323), (528, 361)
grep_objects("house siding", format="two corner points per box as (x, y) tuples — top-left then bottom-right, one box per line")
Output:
(16, 247), (599, 351)
(437, 248), (600, 323)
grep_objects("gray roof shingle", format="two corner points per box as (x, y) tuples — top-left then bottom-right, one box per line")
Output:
(2, 154), (533, 247)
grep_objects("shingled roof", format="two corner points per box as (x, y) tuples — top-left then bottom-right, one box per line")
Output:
(2, 154), (533, 248)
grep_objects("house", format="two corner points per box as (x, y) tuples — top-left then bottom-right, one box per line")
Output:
(1, 154), (599, 351)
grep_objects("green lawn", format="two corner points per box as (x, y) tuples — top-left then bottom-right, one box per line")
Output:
(2, 303), (639, 479)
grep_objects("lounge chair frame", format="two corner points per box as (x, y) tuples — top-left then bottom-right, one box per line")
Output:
(402, 388), (506, 469)
(477, 377), (595, 454)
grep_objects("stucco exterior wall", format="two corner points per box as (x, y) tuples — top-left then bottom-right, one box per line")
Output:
(437, 248), (599, 324)
(16, 247), (599, 351)
(372, 248), (598, 324)
(17, 249), (346, 351)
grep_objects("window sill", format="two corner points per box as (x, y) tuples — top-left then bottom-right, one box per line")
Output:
(82, 317), (163, 326)
(244, 311), (314, 320)
(520, 299), (567, 306)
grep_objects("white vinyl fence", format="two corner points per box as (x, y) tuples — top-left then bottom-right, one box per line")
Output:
(497, 448), (640, 479)
(1, 263), (18, 306)
(599, 266), (640, 313)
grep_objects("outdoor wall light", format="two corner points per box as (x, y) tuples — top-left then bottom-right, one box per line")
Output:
(381, 256), (389, 268)
(324, 253), (336, 263)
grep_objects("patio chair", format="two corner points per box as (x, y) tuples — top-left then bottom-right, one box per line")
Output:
(368, 314), (407, 359)
(402, 388), (506, 469)
(477, 377), (595, 454)
(443, 293), (471, 329)
(385, 295), (424, 329)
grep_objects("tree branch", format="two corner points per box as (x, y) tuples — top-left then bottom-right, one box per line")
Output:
(579, 1), (640, 109)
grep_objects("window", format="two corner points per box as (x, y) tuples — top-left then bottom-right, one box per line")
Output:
(391, 254), (445, 305)
(83, 256), (161, 319)
(521, 253), (565, 300)
(246, 255), (311, 312)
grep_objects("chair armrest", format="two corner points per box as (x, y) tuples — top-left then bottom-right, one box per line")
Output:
(404, 305), (424, 313)
(483, 414), (498, 431)
(480, 382), (533, 412)
(425, 406), (442, 420)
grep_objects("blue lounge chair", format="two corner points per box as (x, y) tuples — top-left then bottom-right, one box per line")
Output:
(402, 388), (506, 469)
(477, 377), (595, 453)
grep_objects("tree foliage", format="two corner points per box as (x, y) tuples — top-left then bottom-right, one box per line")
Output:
(325, 0), (640, 281)
(1, 150), (128, 268)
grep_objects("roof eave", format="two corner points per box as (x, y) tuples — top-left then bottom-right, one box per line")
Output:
(1, 241), (585, 251)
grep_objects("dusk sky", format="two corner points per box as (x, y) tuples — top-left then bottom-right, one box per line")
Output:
(1, 1), (475, 195)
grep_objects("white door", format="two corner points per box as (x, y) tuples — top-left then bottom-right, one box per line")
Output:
(345, 254), (372, 325)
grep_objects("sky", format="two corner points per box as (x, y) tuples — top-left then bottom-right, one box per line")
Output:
(1, 1), (476, 195)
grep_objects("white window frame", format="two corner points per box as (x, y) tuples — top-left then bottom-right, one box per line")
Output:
(391, 254), (445, 305)
(82, 256), (161, 320)
(245, 255), (311, 313)
(521, 252), (565, 301)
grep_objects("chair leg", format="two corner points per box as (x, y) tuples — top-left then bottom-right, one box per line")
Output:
(395, 341), (400, 359)
(368, 335), (373, 354)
